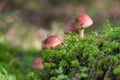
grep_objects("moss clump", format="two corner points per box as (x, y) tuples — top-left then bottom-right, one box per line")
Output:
(32, 27), (120, 80)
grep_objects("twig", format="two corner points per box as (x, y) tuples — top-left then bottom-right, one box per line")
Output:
(103, 65), (112, 80)
(88, 57), (98, 79)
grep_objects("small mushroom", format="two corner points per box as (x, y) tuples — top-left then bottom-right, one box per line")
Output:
(42, 35), (62, 49)
(64, 14), (93, 37)
(32, 59), (44, 69)
(63, 20), (76, 34)
(75, 14), (93, 37)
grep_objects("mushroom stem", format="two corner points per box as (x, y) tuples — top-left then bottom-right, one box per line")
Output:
(78, 29), (84, 37)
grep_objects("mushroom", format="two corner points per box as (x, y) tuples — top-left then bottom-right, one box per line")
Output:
(64, 14), (93, 37)
(75, 13), (93, 37)
(63, 20), (76, 34)
(42, 35), (62, 49)
(32, 59), (44, 69)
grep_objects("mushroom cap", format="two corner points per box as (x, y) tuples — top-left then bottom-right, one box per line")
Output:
(42, 35), (62, 49)
(64, 20), (76, 33)
(75, 14), (93, 29)
(32, 59), (44, 69)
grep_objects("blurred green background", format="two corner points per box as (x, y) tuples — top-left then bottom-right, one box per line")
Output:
(0, 0), (120, 49)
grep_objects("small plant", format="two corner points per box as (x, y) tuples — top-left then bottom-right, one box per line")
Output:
(0, 65), (16, 80)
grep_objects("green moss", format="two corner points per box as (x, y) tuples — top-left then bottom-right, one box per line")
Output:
(33, 26), (120, 80)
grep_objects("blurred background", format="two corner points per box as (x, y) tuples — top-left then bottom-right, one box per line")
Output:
(0, 0), (120, 49)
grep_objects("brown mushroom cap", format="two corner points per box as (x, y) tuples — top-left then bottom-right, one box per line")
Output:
(63, 20), (76, 34)
(32, 59), (44, 69)
(42, 35), (62, 49)
(75, 14), (93, 29)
